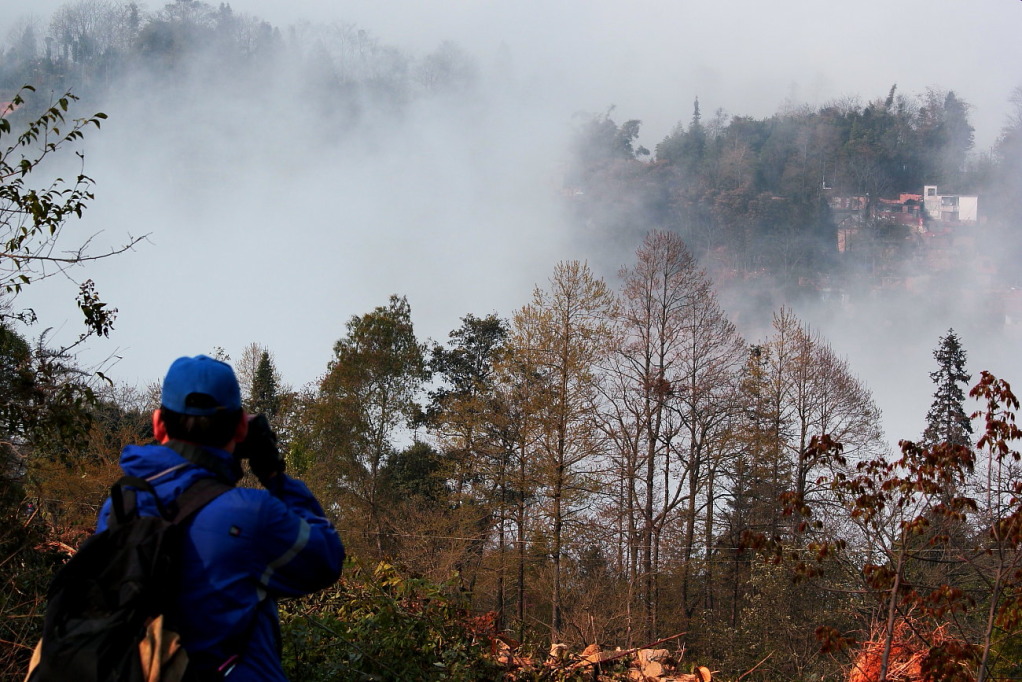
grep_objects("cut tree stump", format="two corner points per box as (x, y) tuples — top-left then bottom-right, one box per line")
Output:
(642, 661), (666, 678)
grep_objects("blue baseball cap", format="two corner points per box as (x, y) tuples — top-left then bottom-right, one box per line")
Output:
(161, 355), (242, 416)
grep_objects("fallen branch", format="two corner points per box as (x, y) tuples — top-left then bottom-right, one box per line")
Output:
(736, 652), (772, 681)
(572, 631), (688, 669)
(0, 638), (36, 652)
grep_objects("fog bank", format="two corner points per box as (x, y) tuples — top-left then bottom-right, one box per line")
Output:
(7, 0), (1022, 449)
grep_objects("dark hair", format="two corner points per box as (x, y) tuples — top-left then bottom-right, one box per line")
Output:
(160, 403), (243, 447)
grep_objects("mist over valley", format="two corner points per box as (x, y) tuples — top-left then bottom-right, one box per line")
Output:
(9, 4), (1022, 678)
(3, 0), (1022, 449)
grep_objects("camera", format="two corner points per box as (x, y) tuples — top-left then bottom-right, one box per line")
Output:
(235, 413), (285, 481)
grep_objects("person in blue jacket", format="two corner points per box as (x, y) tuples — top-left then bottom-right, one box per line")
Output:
(96, 355), (345, 681)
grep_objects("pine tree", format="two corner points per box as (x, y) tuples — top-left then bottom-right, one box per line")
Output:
(921, 329), (972, 449)
(250, 350), (280, 418)
(910, 330), (975, 637)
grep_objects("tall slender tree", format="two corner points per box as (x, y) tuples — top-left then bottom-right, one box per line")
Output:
(235, 342), (268, 404)
(424, 314), (511, 610)
(668, 239), (746, 623)
(249, 350), (280, 418)
(602, 230), (697, 642)
(717, 344), (791, 628)
(426, 314), (509, 501)
(491, 312), (548, 641)
(315, 294), (429, 556)
(921, 328), (972, 449)
(514, 260), (616, 641)
(764, 308), (884, 503)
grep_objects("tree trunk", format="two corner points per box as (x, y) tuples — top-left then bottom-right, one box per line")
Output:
(703, 465), (715, 611)
(879, 549), (905, 682)
(552, 470), (563, 641)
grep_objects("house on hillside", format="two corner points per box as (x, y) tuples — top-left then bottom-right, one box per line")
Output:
(832, 186), (980, 254)
(875, 194), (924, 232)
(923, 185), (978, 224)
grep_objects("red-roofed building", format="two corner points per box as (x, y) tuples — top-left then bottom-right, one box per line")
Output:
(875, 193), (924, 231)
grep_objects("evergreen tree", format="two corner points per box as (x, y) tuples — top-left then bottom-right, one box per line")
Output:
(0, 322), (32, 439)
(921, 328), (972, 449)
(425, 313), (509, 505)
(249, 350), (280, 417)
(682, 97), (706, 165)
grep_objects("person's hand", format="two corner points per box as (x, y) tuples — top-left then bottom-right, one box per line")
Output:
(235, 414), (285, 483)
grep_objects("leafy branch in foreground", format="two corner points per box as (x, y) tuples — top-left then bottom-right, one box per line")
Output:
(781, 371), (1022, 682)
(0, 85), (146, 347)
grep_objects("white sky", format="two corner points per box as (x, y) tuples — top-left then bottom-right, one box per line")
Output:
(7, 0), (1022, 447)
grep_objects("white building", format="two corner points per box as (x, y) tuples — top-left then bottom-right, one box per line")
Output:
(923, 185), (978, 223)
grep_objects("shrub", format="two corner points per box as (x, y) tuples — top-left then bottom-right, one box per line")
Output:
(281, 561), (503, 681)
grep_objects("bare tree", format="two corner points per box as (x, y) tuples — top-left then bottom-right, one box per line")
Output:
(48, 0), (120, 63)
(765, 308), (885, 506)
(491, 311), (548, 642)
(601, 230), (731, 641)
(666, 243), (746, 622)
(512, 260), (616, 642)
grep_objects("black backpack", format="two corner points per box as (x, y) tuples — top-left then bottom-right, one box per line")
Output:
(26, 475), (231, 682)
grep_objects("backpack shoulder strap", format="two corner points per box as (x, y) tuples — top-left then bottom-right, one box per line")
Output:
(109, 476), (171, 529)
(171, 476), (233, 524)
(106, 473), (233, 531)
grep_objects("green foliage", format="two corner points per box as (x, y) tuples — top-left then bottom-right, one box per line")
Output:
(0, 322), (32, 436)
(2, 88), (97, 311)
(0, 322), (98, 469)
(427, 314), (508, 415)
(425, 313), (510, 507)
(17, 341), (98, 463)
(570, 85), (985, 286)
(249, 351), (280, 417)
(280, 562), (502, 682)
(321, 295), (429, 454)
(380, 440), (449, 505)
(316, 296), (428, 500)
(0, 85), (142, 348)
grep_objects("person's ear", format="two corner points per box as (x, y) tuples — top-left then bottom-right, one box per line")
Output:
(152, 409), (169, 444)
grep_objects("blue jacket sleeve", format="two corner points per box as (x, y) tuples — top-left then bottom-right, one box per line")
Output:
(253, 474), (345, 597)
